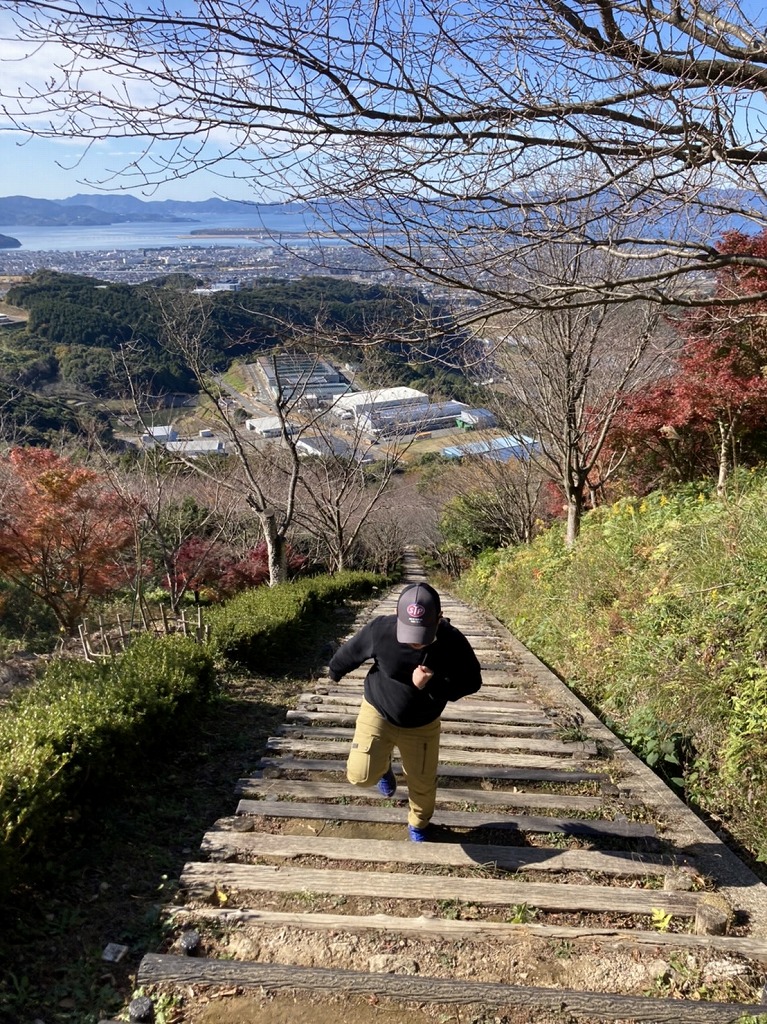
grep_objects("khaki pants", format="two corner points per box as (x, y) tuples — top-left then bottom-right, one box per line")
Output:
(346, 698), (441, 829)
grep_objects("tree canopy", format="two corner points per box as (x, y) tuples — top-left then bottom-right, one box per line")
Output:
(0, 448), (134, 632)
(612, 228), (767, 493)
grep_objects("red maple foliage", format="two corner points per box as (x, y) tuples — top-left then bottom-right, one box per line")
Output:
(611, 229), (767, 492)
(170, 535), (230, 604)
(216, 541), (307, 598)
(169, 537), (308, 604)
(0, 448), (134, 633)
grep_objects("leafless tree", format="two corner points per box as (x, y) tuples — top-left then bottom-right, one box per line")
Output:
(480, 246), (678, 543)
(147, 296), (303, 585)
(440, 454), (547, 550)
(3, 1), (767, 310)
(505, 311), (672, 543)
(354, 512), (410, 576)
(151, 295), (415, 581)
(103, 446), (242, 614)
(291, 412), (410, 572)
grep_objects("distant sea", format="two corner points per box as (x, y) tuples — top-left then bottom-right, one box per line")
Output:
(0, 211), (349, 253)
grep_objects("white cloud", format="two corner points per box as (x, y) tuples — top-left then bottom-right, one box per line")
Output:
(0, 6), (310, 199)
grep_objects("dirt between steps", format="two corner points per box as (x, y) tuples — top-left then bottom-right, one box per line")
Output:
(152, 924), (765, 1023)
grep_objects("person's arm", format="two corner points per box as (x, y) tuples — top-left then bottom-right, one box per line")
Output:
(440, 631), (483, 701)
(328, 620), (376, 681)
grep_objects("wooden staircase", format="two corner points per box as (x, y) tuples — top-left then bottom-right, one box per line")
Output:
(122, 557), (767, 1023)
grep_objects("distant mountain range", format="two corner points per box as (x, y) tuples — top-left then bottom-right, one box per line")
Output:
(1, 189), (766, 239)
(0, 194), (292, 227)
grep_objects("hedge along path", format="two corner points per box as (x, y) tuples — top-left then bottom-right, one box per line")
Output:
(133, 554), (767, 1024)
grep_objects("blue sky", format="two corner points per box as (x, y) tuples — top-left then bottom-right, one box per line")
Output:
(0, 3), (273, 203)
(0, 130), (263, 202)
(3, 0), (767, 205)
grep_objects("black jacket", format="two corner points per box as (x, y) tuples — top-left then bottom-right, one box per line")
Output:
(328, 614), (482, 727)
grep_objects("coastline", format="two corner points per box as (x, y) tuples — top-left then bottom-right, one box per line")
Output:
(185, 228), (354, 239)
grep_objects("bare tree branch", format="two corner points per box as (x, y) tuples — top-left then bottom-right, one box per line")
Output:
(4, 0), (767, 308)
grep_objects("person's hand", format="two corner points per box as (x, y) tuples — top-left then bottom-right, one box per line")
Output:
(412, 665), (434, 689)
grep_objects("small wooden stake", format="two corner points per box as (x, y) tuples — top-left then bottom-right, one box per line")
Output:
(694, 895), (730, 935)
(78, 623), (92, 662)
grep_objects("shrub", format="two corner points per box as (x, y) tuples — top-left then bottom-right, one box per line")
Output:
(0, 570), (385, 894)
(0, 578), (59, 652)
(0, 633), (215, 893)
(206, 570), (386, 670)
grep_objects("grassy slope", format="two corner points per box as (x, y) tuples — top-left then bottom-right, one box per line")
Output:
(459, 469), (767, 866)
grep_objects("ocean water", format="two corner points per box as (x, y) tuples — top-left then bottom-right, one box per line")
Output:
(0, 210), (346, 253)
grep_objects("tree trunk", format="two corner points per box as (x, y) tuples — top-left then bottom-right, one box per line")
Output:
(165, 561), (182, 613)
(564, 490), (583, 548)
(261, 512), (287, 586)
(716, 420), (733, 497)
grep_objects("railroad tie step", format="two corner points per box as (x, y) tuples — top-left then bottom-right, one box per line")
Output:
(171, 903), (767, 960)
(233, 797), (657, 839)
(178, 861), (700, 917)
(135, 954), (767, 1023)
(201, 826), (691, 880)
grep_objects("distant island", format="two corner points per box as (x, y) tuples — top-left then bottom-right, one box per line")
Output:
(0, 233), (21, 249)
(0, 195), (196, 228)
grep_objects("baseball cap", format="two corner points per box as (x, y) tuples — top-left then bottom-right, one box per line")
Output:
(396, 583), (441, 645)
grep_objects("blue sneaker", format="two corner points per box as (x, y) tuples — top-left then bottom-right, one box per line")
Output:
(408, 824), (429, 842)
(376, 766), (397, 798)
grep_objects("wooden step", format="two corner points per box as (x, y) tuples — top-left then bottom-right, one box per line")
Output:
(256, 756), (612, 785)
(276, 724), (597, 756)
(136, 955), (767, 1022)
(289, 708), (558, 736)
(299, 694), (551, 723)
(317, 682), (525, 701)
(179, 861), (698, 915)
(234, 798), (655, 839)
(234, 778), (606, 811)
(264, 737), (595, 767)
(173, 904), (767, 960)
(202, 826), (688, 877)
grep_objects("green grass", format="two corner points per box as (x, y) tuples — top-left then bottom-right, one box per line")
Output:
(218, 361), (250, 393)
(459, 468), (767, 866)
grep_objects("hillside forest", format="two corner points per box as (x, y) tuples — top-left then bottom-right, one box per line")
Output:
(0, 270), (478, 446)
